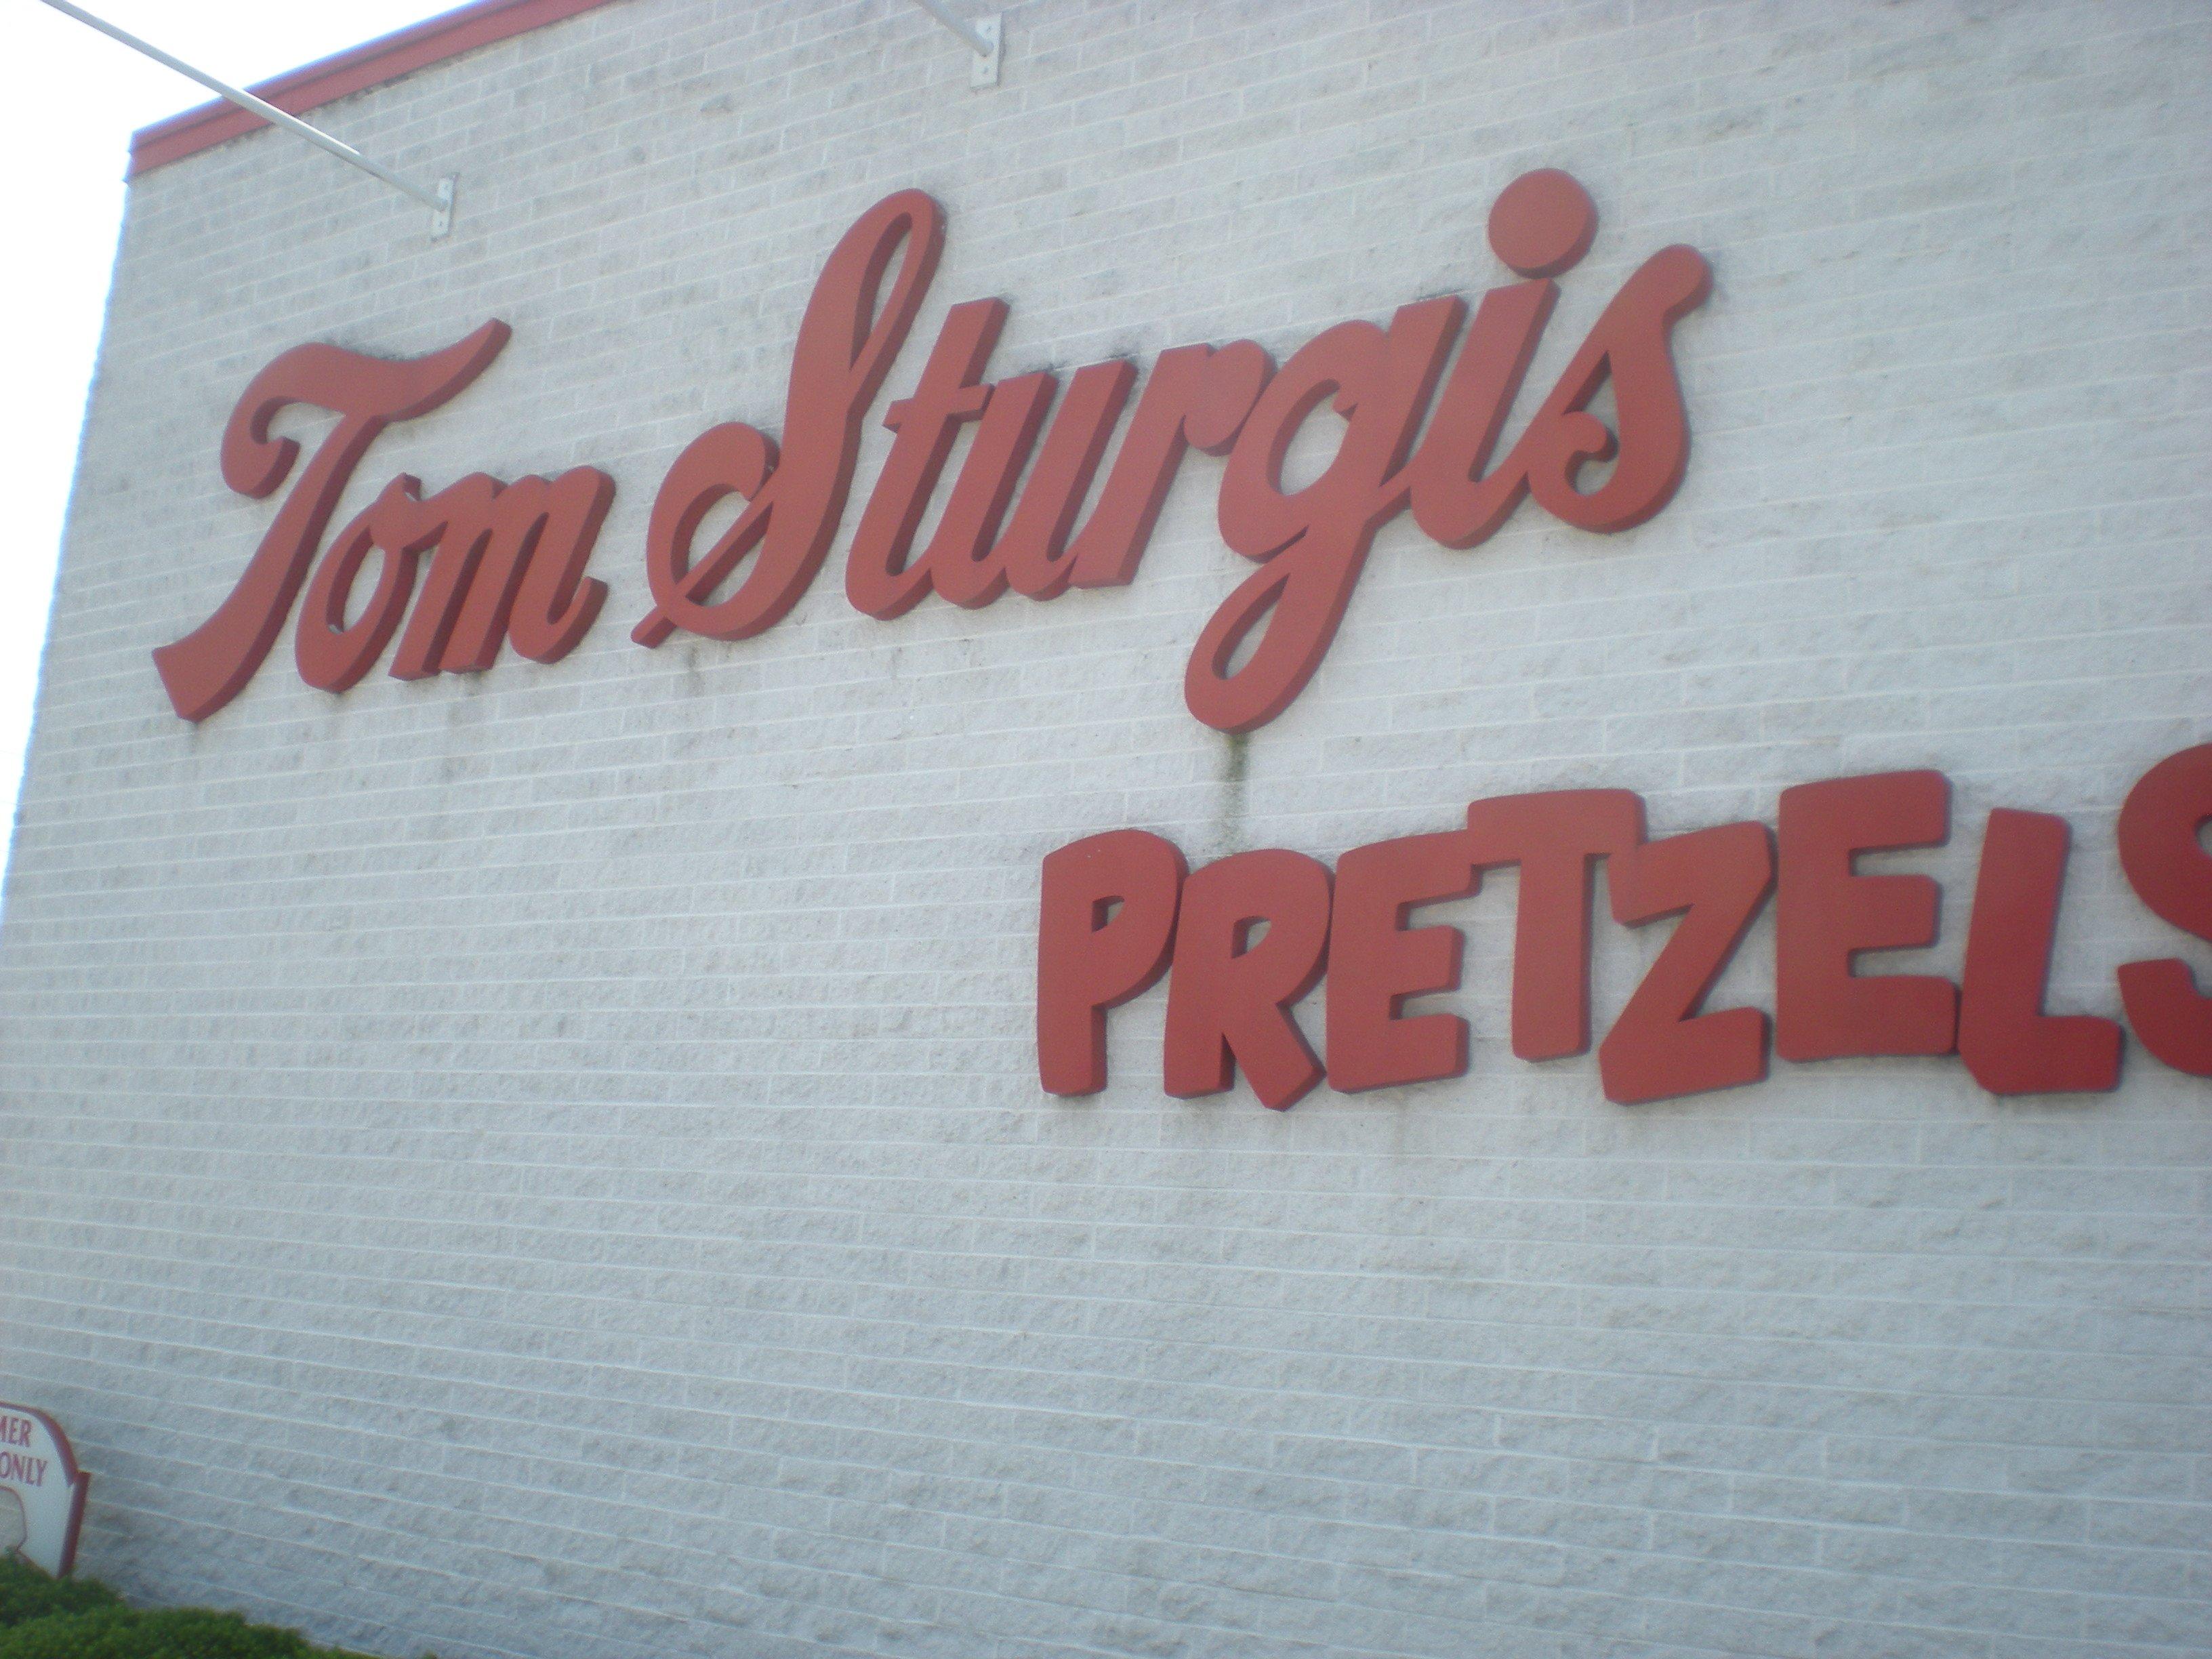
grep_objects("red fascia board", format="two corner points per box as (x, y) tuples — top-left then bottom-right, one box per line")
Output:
(127, 0), (623, 178)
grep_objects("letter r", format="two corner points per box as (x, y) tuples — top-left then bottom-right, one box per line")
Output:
(1038, 830), (1187, 1094)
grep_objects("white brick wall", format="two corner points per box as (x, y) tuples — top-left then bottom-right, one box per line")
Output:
(3, 1), (2208, 1655)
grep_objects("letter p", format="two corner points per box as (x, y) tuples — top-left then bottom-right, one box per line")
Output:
(1038, 830), (1187, 1094)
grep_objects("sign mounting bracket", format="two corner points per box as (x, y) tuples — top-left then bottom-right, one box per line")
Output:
(913, 1), (1003, 89)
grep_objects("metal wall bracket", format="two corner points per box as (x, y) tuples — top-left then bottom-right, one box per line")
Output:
(969, 14), (1002, 89)
(914, 0), (1004, 89)
(431, 177), (456, 240)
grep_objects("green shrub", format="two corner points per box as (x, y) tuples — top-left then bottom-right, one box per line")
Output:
(0, 1605), (352, 1658)
(0, 1557), (122, 1627)
(0, 1570), (386, 1659)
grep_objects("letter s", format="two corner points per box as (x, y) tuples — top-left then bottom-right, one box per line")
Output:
(2116, 743), (2212, 1077)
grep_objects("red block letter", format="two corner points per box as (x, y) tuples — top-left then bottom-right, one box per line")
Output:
(1038, 830), (1186, 1095)
(1063, 342), (1271, 591)
(922, 369), (1057, 609)
(293, 481), (421, 693)
(2115, 743), (2212, 1078)
(1406, 171), (1712, 550)
(1326, 830), (1479, 1093)
(382, 467), (615, 679)
(1599, 821), (1774, 1106)
(154, 321), (510, 721)
(635, 190), (944, 644)
(1520, 245), (1713, 535)
(996, 361), (1136, 600)
(1775, 772), (1958, 1062)
(1958, 809), (2121, 1095)
(846, 298), (1007, 619)
(1164, 849), (1333, 1109)
(1465, 789), (1646, 1061)
(1191, 299), (1461, 733)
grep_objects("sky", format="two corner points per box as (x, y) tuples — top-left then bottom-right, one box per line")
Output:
(0, 0), (454, 884)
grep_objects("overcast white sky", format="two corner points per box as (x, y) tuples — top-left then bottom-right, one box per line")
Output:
(0, 0), (453, 884)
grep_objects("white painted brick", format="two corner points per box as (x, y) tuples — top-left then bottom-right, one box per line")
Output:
(1, 0), (2208, 1656)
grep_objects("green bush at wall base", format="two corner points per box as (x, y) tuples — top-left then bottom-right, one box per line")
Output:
(0, 1561), (388, 1659)
(0, 1559), (120, 1628)
(0, 1607), (376, 1659)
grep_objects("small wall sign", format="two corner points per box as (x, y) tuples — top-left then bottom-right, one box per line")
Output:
(0, 1404), (89, 1576)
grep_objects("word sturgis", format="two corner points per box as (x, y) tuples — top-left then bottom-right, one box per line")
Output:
(152, 169), (1707, 729)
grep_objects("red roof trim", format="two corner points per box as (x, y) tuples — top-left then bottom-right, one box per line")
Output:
(127, 0), (623, 178)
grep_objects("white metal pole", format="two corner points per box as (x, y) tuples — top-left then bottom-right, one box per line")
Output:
(36, 0), (455, 228)
(912, 0), (992, 57)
